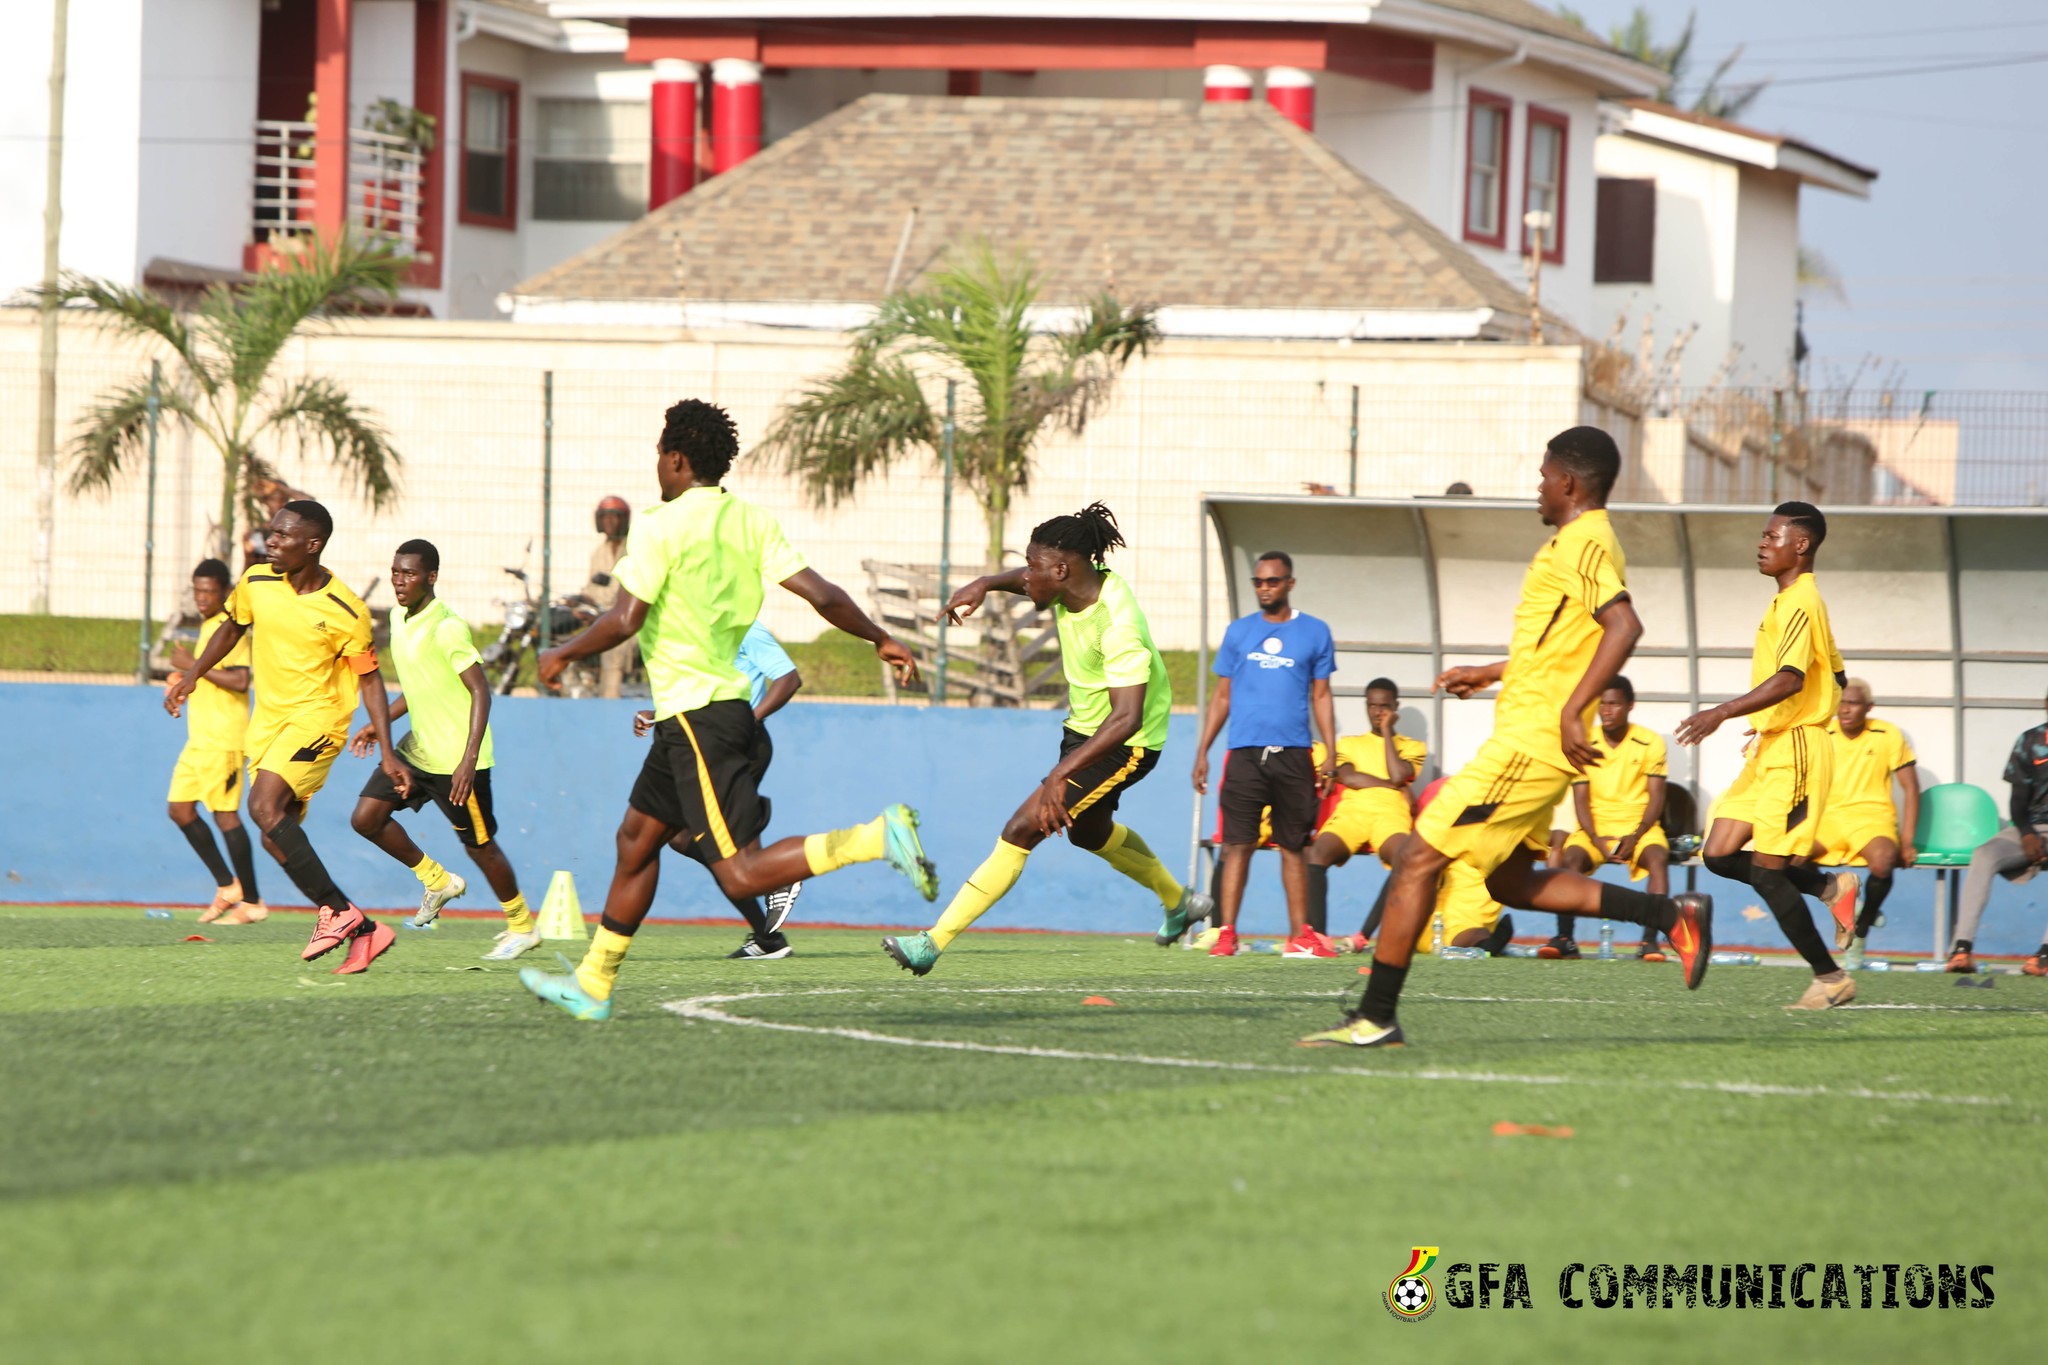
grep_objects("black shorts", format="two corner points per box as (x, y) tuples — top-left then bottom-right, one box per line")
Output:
(360, 760), (499, 848)
(629, 699), (773, 864)
(1218, 746), (1318, 849)
(1059, 726), (1160, 846)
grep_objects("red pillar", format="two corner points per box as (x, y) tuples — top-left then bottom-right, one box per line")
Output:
(313, 0), (352, 238)
(710, 58), (763, 174)
(650, 58), (699, 208)
(1202, 64), (1253, 103)
(411, 0), (444, 285)
(1266, 67), (1316, 131)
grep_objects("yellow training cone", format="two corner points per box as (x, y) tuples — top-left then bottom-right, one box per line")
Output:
(536, 871), (587, 941)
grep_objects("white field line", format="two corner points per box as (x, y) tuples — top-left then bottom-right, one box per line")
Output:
(660, 986), (2015, 1108)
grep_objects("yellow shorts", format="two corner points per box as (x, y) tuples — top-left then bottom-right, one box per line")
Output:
(246, 716), (348, 804)
(1317, 792), (1414, 868)
(167, 745), (245, 812)
(1563, 824), (1671, 882)
(1812, 805), (1899, 866)
(1411, 859), (1503, 955)
(1709, 726), (1833, 859)
(1415, 737), (1574, 878)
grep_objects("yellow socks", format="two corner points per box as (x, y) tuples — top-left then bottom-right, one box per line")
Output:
(929, 839), (1031, 951)
(1089, 824), (1184, 910)
(411, 853), (450, 892)
(501, 893), (534, 936)
(804, 815), (887, 876)
(576, 925), (633, 1001)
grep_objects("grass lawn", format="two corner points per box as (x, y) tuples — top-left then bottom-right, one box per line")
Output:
(3, 904), (2042, 1362)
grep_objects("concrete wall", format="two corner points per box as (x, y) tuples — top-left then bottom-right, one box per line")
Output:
(1730, 167), (1801, 389)
(135, 0), (261, 279)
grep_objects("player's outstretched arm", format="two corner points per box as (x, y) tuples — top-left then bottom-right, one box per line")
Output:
(540, 590), (646, 690)
(1435, 661), (1506, 698)
(348, 693), (407, 757)
(945, 567), (1029, 624)
(164, 618), (247, 717)
(779, 568), (919, 687)
(756, 668), (803, 722)
(1675, 665), (1802, 747)
(1559, 598), (1642, 770)
(450, 663), (492, 806)
(358, 670), (413, 799)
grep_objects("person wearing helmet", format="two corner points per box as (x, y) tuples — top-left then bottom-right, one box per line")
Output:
(584, 496), (637, 698)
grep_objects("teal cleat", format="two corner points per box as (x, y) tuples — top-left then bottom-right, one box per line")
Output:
(881, 804), (939, 902)
(882, 931), (940, 976)
(519, 966), (613, 1021)
(1156, 888), (1215, 946)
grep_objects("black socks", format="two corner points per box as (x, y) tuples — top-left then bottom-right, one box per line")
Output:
(1306, 864), (1329, 936)
(221, 825), (259, 900)
(727, 893), (769, 937)
(1357, 956), (1408, 1024)
(1597, 882), (1678, 933)
(1856, 873), (1891, 935)
(1752, 865), (1837, 973)
(599, 912), (640, 938)
(1554, 913), (1578, 941)
(179, 819), (234, 887)
(265, 818), (349, 912)
(1361, 877), (1391, 940)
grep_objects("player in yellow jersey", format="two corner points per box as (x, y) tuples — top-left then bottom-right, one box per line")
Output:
(164, 558), (264, 924)
(882, 503), (1211, 975)
(1813, 679), (1919, 967)
(1302, 427), (1712, 1047)
(167, 501), (412, 974)
(1679, 502), (1860, 1010)
(1544, 676), (1672, 961)
(1304, 678), (1425, 945)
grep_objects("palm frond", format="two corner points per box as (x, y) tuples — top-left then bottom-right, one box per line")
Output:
(258, 375), (403, 511)
(755, 352), (937, 507)
(64, 377), (200, 497)
(42, 274), (201, 379)
(228, 233), (408, 398)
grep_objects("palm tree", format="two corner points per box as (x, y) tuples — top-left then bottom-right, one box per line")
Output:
(53, 233), (406, 559)
(758, 241), (1157, 576)
(1563, 6), (1768, 121)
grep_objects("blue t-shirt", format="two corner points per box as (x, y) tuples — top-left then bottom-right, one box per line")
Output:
(1212, 610), (1336, 748)
(734, 622), (797, 710)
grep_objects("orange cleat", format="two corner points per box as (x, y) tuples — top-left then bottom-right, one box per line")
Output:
(332, 920), (395, 975)
(1945, 949), (1977, 974)
(199, 880), (244, 925)
(215, 900), (268, 925)
(1825, 871), (1862, 949)
(1668, 893), (1714, 990)
(302, 903), (366, 961)
(2021, 954), (2047, 978)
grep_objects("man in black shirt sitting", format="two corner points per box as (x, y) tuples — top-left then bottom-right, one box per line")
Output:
(1946, 693), (2048, 974)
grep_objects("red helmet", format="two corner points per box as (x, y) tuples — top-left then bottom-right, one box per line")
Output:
(595, 496), (631, 536)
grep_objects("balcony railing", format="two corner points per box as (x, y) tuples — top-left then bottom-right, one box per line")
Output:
(251, 120), (426, 257)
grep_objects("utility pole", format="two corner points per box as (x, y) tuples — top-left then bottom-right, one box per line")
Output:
(32, 0), (70, 614)
(1523, 210), (1551, 346)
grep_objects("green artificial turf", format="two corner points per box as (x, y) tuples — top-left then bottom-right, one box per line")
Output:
(3, 904), (2043, 1363)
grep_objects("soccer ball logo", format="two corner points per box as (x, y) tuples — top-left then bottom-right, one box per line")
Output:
(1392, 1277), (1431, 1312)
(1382, 1246), (1440, 1321)
(1263, 637), (1283, 654)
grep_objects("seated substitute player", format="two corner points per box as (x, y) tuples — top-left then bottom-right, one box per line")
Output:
(634, 619), (807, 960)
(1542, 676), (1672, 962)
(1944, 692), (2048, 976)
(517, 399), (937, 1020)
(166, 501), (412, 974)
(882, 503), (1213, 975)
(1301, 426), (1712, 1048)
(1679, 502), (1860, 1010)
(165, 558), (266, 924)
(347, 540), (539, 962)
(1306, 679), (1425, 945)
(1813, 678), (1920, 968)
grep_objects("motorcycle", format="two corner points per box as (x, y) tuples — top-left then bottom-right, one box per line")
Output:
(481, 564), (601, 696)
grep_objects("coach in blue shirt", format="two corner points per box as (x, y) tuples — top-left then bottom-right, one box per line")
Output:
(1192, 550), (1338, 957)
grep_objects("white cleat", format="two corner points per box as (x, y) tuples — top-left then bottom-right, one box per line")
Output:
(482, 929), (543, 962)
(411, 872), (467, 928)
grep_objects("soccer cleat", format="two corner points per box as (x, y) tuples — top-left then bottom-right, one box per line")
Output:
(1825, 871), (1863, 949)
(2022, 954), (2048, 978)
(763, 881), (803, 935)
(1282, 929), (1339, 959)
(881, 805), (939, 903)
(1638, 945), (1669, 963)
(332, 919), (395, 975)
(1344, 933), (1370, 955)
(1208, 925), (1240, 958)
(1786, 971), (1857, 1011)
(1945, 948), (1977, 974)
(519, 966), (614, 1021)
(729, 933), (793, 961)
(1843, 936), (1866, 972)
(215, 900), (268, 925)
(882, 931), (939, 976)
(200, 879), (244, 924)
(482, 930), (543, 962)
(1668, 893), (1714, 990)
(1298, 1013), (1405, 1048)
(1536, 936), (1581, 960)
(1155, 887), (1214, 947)
(302, 903), (366, 961)
(1191, 926), (1224, 953)
(411, 872), (467, 929)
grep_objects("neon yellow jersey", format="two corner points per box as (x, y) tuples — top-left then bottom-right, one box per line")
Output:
(389, 597), (491, 775)
(1570, 722), (1667, 834)
(612, 485), (808, 721)
(1826, 719), (1915, 814)
(184, 611), (251, 751)
(1750, 573), (1844, 735)
(226, 564), (375, 734)
(1493, 509), (1630, 771)
(1055, 571), (1171, 750)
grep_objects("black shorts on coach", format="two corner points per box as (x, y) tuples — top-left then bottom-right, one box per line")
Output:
(1058, 726), (1161, 847)
(629, 698), (773, 864)
(359, 760), (499, 848)
(1218, 746), (1317, 849)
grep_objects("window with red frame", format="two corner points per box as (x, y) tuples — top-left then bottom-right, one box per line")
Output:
(1464, 90), (1511, 248)
(461, 74), (518, 228)
(1523, 107), (1567, 264)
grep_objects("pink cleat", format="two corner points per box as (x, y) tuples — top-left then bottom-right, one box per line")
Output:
(302, 903), (366, 961)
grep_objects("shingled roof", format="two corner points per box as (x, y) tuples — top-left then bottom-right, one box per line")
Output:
(512, 95), (1538, 341)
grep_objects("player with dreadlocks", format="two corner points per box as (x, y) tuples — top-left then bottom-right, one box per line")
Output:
(883, 503), (1212, 974)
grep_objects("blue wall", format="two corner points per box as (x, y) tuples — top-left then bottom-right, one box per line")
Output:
(4, 683), (2043, 955)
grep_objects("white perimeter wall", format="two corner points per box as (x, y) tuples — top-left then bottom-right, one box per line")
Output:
(135, 0), (261, 279)
(1730, 167), (1800, 389)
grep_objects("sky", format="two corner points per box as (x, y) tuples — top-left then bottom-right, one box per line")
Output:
(1570, 0), (2048, 394)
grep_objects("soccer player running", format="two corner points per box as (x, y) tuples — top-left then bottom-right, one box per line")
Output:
(1192, 550), (1338, 958)
(517, 399), (936, 1020)
(1301, 427), (1712, 1048)
(1813, 679), (1920, 970)
(166, 501), (412, 973)
(1543, 675), (1673, 961)
(166, 558), (266, 924)
(1309, 679), (1426, 948)
(347, 539), (538, 961)
(882, 503), (1212, 975)
(1679, 502), (1859, 1010)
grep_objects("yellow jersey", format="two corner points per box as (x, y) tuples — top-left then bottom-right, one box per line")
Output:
(1493, 508), (1630, 771)
(1320, 732), (1427, 811)
(1571, 722), (1667, 834)
(1750, 573), (1843, 735)
(184, 611), (251, 751)
(226, 564), (376, 733)
(1826, 719), (1915, 813)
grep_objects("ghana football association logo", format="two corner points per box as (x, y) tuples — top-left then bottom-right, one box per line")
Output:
(1384, 1246), (1441, 1322)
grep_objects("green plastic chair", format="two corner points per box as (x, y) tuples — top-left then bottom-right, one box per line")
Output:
(1913, 783), (2004, 959)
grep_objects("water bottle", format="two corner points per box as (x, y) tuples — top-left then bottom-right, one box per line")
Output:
(145, 908), (174, 920)
(1440, 946), (1486, 961)
(1913, 961), (1946, 973)
(1430, 912), (1444, 956)
(1862, 960), (1892, 973)
(1502, 943), (1541, 958)
(1708, 950), (1759, 966)
(1598, 921), (1615, 961)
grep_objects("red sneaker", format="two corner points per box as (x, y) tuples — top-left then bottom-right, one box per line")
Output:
(302, 903), (366, 961)
(1208, 926), (1240, 958)
(1668, 893), (1714, 990)
(332, 919), (395, 975)
(1282, 930), (1339, 959)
